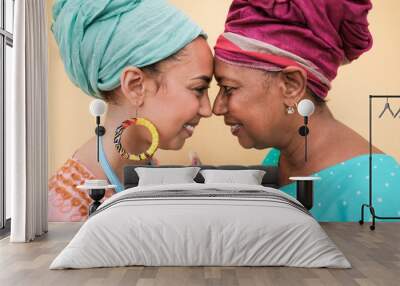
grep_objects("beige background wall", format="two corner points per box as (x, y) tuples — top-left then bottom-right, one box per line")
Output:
(47, 0), (400, 176)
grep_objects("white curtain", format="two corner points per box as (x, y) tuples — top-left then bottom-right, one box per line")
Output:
(7, 0), (48, 242)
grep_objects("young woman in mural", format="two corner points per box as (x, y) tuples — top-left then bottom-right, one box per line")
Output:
(48, 0), (213, 221)
(212, 0), (400, 221)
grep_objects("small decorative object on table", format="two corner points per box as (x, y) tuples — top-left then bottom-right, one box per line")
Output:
(289, 176), (321, 210)
(77, 180), (116, 215)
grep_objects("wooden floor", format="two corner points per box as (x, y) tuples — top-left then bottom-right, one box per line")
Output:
(0, 223), (399, 286)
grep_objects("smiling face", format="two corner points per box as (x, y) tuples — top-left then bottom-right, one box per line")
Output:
(212, 58), (293, 149)
(142, 37), (214, 150)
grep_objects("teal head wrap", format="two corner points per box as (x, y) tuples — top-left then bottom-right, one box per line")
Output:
(52, 0), (206, 98)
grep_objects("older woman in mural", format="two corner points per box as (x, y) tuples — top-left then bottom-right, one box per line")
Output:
(213, 0), (400, 221)
(48, 0), (213, 221)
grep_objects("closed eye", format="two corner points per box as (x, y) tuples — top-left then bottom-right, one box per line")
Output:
(193, 86), (210, 97)
(218, 84), (235, 96)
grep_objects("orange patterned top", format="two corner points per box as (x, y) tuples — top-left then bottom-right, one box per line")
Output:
(48, 158), (115, 222)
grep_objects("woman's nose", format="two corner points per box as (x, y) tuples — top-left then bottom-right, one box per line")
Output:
(212, 93), (228, 116)
(198, 95), (212, 118)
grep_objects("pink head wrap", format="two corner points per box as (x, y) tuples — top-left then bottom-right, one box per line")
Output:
(214, 0), (373, 99)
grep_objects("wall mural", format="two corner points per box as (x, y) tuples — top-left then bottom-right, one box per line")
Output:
(48, 0), (400, 223)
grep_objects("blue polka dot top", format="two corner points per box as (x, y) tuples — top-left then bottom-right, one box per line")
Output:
(263, 148), (400, 222)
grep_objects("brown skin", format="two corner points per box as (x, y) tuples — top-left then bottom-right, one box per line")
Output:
(213, 58), (382, 187)
(74, 37), (213, 181)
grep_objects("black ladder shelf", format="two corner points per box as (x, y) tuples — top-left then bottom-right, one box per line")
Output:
(359, 95), (400, 230)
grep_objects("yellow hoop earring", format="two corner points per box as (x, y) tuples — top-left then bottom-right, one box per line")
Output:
(114, 117), (159, 161)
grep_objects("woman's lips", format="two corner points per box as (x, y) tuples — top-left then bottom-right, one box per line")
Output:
(183, 124), (195, 137)
(230, 124), (242, 136)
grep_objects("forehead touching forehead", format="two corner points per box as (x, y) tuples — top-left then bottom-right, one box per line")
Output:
(215, 58), (237, 83)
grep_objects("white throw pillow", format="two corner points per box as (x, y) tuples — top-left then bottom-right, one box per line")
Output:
(135, 167), (201, 186)
(200, 169), (266, 185)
